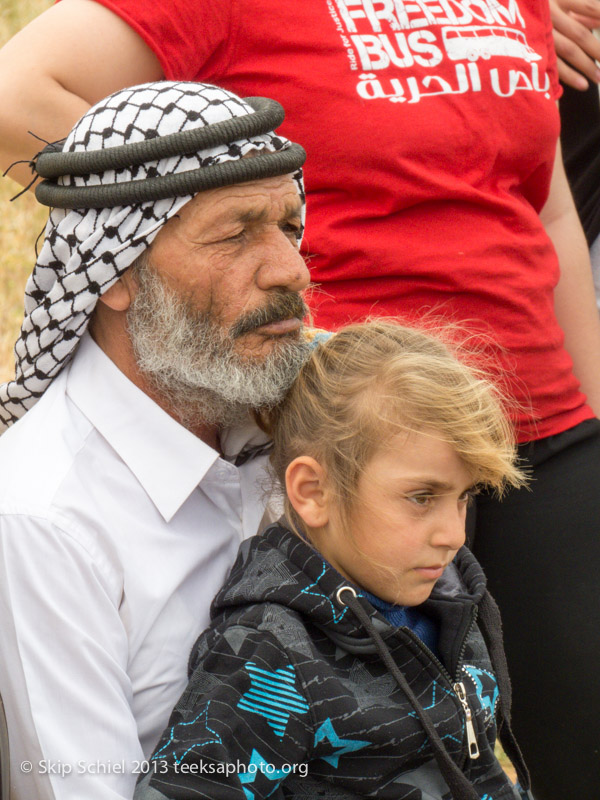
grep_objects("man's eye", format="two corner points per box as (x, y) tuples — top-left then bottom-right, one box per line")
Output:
(224, 230), (245, 242)
(281, 223), (302, 240)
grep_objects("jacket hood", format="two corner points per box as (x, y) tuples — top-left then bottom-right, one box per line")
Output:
(211, 521), (487, 644)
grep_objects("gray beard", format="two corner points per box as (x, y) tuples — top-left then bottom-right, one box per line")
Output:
(126, 261), (310, 430)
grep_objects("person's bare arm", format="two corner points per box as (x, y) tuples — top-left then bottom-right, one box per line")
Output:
(0, 0), (163, 187)
(542, 141), (600, 415)
(550, 0), (600, 90)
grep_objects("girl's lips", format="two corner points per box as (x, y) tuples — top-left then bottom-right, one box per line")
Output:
(414, 565), (446, 580)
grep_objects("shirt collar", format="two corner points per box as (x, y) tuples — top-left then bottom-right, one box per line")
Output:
(65, 334), (260, 522)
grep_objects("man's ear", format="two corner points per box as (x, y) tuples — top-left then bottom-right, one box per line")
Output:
(285, 456), (330, 529)
(97, 269), (138, 312)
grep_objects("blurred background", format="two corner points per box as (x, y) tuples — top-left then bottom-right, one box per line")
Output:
(0, 0), (52, 381)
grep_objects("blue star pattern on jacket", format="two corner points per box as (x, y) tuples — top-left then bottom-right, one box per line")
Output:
(299, 563), (351, 623)
(152, 701), (222, 765)
(408, 680), (463, 753)
(314, 718), (370, 767)
(238, 749), (290, 800)
(237, 662), (309, 738)
(463, 665), (499, 719)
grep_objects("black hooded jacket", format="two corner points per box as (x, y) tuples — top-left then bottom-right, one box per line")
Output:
(135, 522), (530, 800)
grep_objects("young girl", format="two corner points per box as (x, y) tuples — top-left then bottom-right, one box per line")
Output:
(135, 321), (532, 800)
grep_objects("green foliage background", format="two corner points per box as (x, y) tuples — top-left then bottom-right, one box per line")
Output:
(0, 1), (53, 381)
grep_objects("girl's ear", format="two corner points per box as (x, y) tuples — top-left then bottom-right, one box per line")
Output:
(285, 456), (330, 529)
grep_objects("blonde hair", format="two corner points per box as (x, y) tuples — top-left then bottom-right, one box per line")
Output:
(264, 320), (527, 535)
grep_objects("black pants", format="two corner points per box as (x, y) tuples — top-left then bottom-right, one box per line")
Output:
(471, 418), (600, 799)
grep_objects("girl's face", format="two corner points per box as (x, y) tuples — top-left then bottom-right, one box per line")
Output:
(313, 430), (473, 606)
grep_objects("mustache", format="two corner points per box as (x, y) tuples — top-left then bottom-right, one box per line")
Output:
(230, 292), (308, 339)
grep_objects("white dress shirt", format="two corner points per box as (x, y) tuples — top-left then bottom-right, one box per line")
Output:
(0, 334), (276, 800)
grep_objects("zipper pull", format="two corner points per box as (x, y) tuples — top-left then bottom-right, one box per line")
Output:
(453, 681), (480, 759)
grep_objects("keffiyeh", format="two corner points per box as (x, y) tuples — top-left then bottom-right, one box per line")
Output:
(0, 81), (305, 433)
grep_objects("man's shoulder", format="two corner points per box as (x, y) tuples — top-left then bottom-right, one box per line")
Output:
(0, 372), (118, 524)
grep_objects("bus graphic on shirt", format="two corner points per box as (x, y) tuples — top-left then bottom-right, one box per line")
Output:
(442, 26), (542, 63)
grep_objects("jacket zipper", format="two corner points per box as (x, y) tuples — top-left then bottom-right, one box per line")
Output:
(454, 605), (479, 679)
(398, 605), (480, 767)
(453, 681), (480, 759)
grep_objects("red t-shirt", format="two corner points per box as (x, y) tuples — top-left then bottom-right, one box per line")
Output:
(87, 0), (593, 441)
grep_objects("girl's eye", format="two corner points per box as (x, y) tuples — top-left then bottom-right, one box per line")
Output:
(407, 493), (433, 507)
(459, 488), (479, 506)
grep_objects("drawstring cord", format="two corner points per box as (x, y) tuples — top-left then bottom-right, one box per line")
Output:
(338, 587), (481, 800)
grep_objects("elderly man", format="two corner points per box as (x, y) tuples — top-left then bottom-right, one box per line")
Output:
(0, 81), (310, 800)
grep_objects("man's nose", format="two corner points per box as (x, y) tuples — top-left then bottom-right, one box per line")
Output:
(256, 228), (310, 293)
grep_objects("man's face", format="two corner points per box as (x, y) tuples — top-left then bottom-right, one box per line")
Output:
(141, 175), (310, 360)
(125, 175), (312, 427)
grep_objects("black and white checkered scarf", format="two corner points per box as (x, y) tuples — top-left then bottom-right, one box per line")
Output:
(0, 82), (304, 433)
